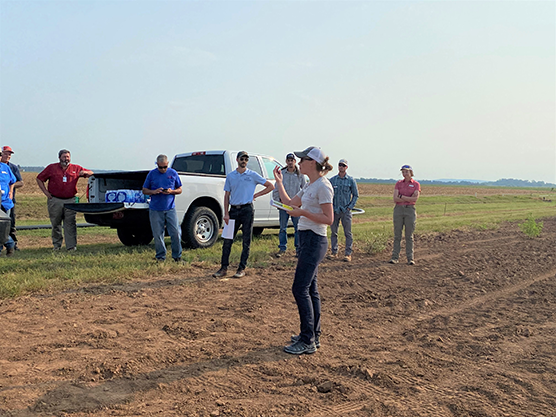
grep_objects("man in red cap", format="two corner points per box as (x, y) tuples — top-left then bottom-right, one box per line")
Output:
(36, 149), (93, 251)
(1, 146), (24, 250)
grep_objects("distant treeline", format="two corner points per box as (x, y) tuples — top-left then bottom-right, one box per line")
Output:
(17, 166), (556, 188)
(20, 166), (114, 174)
(20, 166), (44, 172)
(356, 178), (556, 188)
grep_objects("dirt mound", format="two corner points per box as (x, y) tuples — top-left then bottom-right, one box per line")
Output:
(1, 219), (555, 416)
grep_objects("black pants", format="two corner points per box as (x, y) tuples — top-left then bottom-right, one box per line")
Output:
(9, 204), (17, 243)
(221, 204), (254, 270)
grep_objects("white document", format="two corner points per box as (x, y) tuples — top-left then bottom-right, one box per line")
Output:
(222, 219), (235, 240)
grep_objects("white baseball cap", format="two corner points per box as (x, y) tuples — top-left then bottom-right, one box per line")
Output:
(294, 146), (326, 164)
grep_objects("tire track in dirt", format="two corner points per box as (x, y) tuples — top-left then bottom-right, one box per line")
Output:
(306, 361), (554, 417)
(6, 347), (285, 416)
(409, 268), (556, 325)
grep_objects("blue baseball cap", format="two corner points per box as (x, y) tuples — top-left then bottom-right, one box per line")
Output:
(401, 165), (412, 170)
(286, 153), (295, 160)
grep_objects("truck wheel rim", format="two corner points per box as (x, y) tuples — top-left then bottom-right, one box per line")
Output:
(195, 215), (214, 243)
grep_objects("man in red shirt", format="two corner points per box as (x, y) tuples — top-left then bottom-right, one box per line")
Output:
(36, 149), (93, 250)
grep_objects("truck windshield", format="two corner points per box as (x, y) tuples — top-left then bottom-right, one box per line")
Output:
(172, 154), (226, 176)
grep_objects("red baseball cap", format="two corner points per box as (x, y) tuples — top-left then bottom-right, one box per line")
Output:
(1, 146), (14, 154)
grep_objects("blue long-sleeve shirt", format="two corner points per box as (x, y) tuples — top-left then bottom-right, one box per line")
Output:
(330, 173), (359, 213)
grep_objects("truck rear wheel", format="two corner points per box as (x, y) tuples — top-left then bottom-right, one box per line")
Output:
(182, 206), (219, 249)
(252, 227), (264, 237)
(117, 227), (153, 246)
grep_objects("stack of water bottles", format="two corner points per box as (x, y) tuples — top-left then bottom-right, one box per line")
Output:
(105, 189), (148, 204)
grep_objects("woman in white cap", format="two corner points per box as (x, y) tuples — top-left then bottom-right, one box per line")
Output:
(273, 146), (334, 355)
(389, 164), (421, 265)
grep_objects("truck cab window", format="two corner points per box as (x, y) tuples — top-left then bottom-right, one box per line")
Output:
(246, 157), (263, 176)
(262, 157), (281, 179)
(173, 155), (225, 176)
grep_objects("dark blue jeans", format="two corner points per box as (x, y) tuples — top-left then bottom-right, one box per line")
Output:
(293, 230), (328, 345)
(221, 204), (254, 270)
(278, 209), (300, 252)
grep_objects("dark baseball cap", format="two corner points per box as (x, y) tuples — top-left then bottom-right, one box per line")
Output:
(286, 153), (295, 160)
(237, 151), (249, 159)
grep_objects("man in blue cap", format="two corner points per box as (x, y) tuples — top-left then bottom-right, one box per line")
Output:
(272, 153), (306, 258)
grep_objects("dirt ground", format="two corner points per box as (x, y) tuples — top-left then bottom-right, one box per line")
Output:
(1, 218), (555, 417)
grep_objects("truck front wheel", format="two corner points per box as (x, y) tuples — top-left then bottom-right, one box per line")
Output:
(117, 227), (153, 246)
(182, 206), (219, 249)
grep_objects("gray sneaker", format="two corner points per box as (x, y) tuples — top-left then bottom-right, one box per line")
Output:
(275, 250), (286, 258)
(408, 260), (416, 265)
(291, 334), (320, 349)
(284, 340), (317, 355)
(388, 259), (399, 264)
(232, 269), (245, 278)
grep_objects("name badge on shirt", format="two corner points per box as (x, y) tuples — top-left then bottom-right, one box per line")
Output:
(63, 176), (67, 183)
(409, 184), (414, 187)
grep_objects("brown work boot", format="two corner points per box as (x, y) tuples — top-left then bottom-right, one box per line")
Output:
(213, 268), (227, 278)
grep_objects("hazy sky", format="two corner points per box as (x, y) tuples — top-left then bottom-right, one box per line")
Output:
(1, 0), (554, 182)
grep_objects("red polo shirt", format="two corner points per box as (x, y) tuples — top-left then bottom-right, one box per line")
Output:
(395, 179), (421, 206)
(37, 163), (86, 199)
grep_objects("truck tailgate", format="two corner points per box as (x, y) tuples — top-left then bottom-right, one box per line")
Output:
(65, 202), (149, 215)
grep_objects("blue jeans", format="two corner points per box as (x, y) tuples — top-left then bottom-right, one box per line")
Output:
(149, 208), (182, 260)
(292, 230), (328, 345)
(330, 210), (353, 255)
(278, 209), (300, 253)
(1, 207), (15, 251)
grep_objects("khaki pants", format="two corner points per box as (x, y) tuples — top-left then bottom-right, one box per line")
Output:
(391, 204), (416, 261)
(47, 197), (77, 249)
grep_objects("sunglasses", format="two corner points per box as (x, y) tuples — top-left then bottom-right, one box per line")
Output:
(339, 164), (347, 167)
(158, 165), (168, 169)
(300, 157), (313, 162)
(239, 157), (249, 161)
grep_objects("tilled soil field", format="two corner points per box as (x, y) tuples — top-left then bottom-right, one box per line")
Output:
(1, 219), (555, 417)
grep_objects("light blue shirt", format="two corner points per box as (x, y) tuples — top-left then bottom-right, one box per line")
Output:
(224, 169), (266, 206)
(330, 173), (359, 213)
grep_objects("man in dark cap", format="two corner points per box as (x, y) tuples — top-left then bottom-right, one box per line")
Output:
(213, 151), (274, 278)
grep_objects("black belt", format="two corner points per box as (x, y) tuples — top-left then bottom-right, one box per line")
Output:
(230, 203), (252, 209)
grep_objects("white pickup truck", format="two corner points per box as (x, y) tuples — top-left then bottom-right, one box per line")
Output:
(66, 150), (284, 248)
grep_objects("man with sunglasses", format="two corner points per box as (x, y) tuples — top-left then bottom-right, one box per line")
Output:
(328, 158), (359, 262)
(142, 154), (183, 262)
(213, 151), (274, 278)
